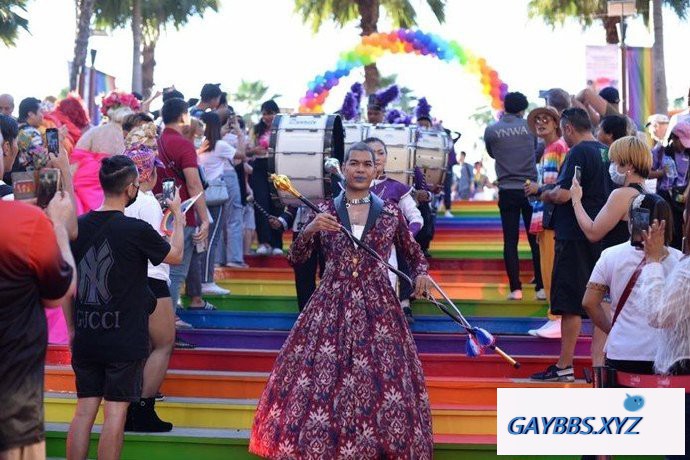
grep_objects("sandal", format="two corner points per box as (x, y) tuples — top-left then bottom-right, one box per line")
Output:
(187, 300), (217, 311)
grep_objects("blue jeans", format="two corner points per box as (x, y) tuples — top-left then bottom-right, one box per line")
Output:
(217, 168), (244, 265)
(169, 226), (196, 309)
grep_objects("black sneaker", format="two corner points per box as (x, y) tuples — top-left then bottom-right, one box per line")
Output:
(155, 392), (165, 401)
(530, 364), (574, 382)
(403, 307), (415, 325)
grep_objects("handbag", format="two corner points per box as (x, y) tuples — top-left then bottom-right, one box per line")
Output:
(204, 177), (229, 206)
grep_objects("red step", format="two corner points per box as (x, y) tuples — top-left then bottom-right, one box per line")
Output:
(46, 345), (590, 379)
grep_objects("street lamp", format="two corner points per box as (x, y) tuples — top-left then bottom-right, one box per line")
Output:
(607, 0), (637, 115)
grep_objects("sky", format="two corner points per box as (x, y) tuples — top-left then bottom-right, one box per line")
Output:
(1, 0), (688, 159)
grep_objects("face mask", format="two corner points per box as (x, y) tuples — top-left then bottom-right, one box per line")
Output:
(194, 136), (204, 149)
(609, 163), (627, 186)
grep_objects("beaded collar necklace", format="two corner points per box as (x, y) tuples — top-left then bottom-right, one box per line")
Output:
(345, 194), (372, 208)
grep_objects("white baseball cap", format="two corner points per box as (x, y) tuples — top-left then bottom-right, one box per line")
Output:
(645, 114), (670, 127)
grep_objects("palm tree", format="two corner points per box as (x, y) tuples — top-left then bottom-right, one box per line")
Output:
(234, 79), (281, 119)
(0, 0), (29, 47)
(94, 0), (218, 96)
(70, 0), (96, 91)
(528, 0), (688, 113)
(294, 0), (446, 94)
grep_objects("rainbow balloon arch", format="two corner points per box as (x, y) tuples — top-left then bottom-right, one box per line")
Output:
(298, 28), (509, 114)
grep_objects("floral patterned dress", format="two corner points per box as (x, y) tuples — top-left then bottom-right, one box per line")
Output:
(249, 193), (433, 459)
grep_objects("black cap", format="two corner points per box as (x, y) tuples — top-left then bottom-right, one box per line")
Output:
(504, 92), (529, 114)
(599, 87), (620, 104)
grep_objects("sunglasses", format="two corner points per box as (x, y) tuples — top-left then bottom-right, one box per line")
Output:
(534, 115), (554, 124)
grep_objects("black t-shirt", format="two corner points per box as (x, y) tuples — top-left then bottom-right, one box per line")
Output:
(70, 210), (170, 362)
(553, 140), (610, 240)
(0, 202), (73, 450)
(0, 181), (12, 198)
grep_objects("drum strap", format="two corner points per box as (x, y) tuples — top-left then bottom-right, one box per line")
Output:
(616, 372), (690, 393)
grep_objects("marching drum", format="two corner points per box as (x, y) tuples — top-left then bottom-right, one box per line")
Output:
(365, 124), (415, 185)
(343, 122), (370, 154)
(414, 128), (449, 187)
(269, 114), (345, 206)
(365, 124), (450, 188)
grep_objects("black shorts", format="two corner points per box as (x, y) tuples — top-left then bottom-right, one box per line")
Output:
(148, 277), (170, 299)
(550, 239), (602, 317)
(72, 358), (145, 402)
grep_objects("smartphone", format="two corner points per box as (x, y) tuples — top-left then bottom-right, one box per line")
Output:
(630, 208), (650, 249)
(45, 128), (59, 155)
(574, 165), (582, 183)
(11, 172), (37, 200)
(162, 179), (175, 207)
(36, 168), (60, 208)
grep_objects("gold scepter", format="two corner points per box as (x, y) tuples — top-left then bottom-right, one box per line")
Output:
(270, 174), (520, 369)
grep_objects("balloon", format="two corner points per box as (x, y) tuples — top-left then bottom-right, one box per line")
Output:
(301, 28), (508, 114)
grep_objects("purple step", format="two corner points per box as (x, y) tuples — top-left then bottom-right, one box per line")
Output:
(176, 329), (591, 357)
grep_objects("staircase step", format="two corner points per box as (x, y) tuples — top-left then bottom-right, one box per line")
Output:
(173, 311), (592, 336)
(171, 329), (592, 356)
(244, 255), (535, 271)
(216, 267), (532, 284)
(43, 392), (496, 435)
(45, 366), (588, 405)
(47, 345), (592, 379)
(180, 295), (549, 317)
(44, 423), (662, 460)
(212, 279), (539, 301)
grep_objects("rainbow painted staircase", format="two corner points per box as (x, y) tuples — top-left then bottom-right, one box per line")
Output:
(43, 201), (654, 459)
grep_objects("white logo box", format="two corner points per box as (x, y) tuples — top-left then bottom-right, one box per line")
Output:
(497, 388), (685, 456)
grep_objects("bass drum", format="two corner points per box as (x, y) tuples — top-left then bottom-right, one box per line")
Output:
(269, 113), (344, 206)
(414, 128), (450, 188)
(365, 124), (415, 185)
(343, 122), (370, 155)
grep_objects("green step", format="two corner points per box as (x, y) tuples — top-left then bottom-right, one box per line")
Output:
(182, 295), (548, 317)
(45, 425), (661, 460)
(429, 248), (531, 259)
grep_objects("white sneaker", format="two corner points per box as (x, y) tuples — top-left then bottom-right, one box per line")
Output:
(507, 289), (523, 301)
(444, 210), (453, 218)
(256, 245), (269, 255)
(271, 248), (284, 255)
(201, 282), (230, 296)
(225, 261), (249, 269)
(175, 317), (193, 329)
(535, 289), (547, 301)
(528, 318), (562, 339)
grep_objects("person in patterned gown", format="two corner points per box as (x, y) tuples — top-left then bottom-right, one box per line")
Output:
(249, 142), (434, 459)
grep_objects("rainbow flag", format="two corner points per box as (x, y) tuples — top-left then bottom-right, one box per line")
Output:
(626, 47), (655, 129)
(80, 67), (117, 124)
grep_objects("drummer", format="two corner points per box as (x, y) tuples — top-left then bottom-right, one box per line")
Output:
(366, 85), (399, 125)
(412, 98), (439, 257)
(365, 136), (424, 324)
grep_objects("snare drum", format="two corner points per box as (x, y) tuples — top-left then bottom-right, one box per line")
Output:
(366, 124), (415, 185)
(414, 128), (449, 187)
(269, 114), (344, 205)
